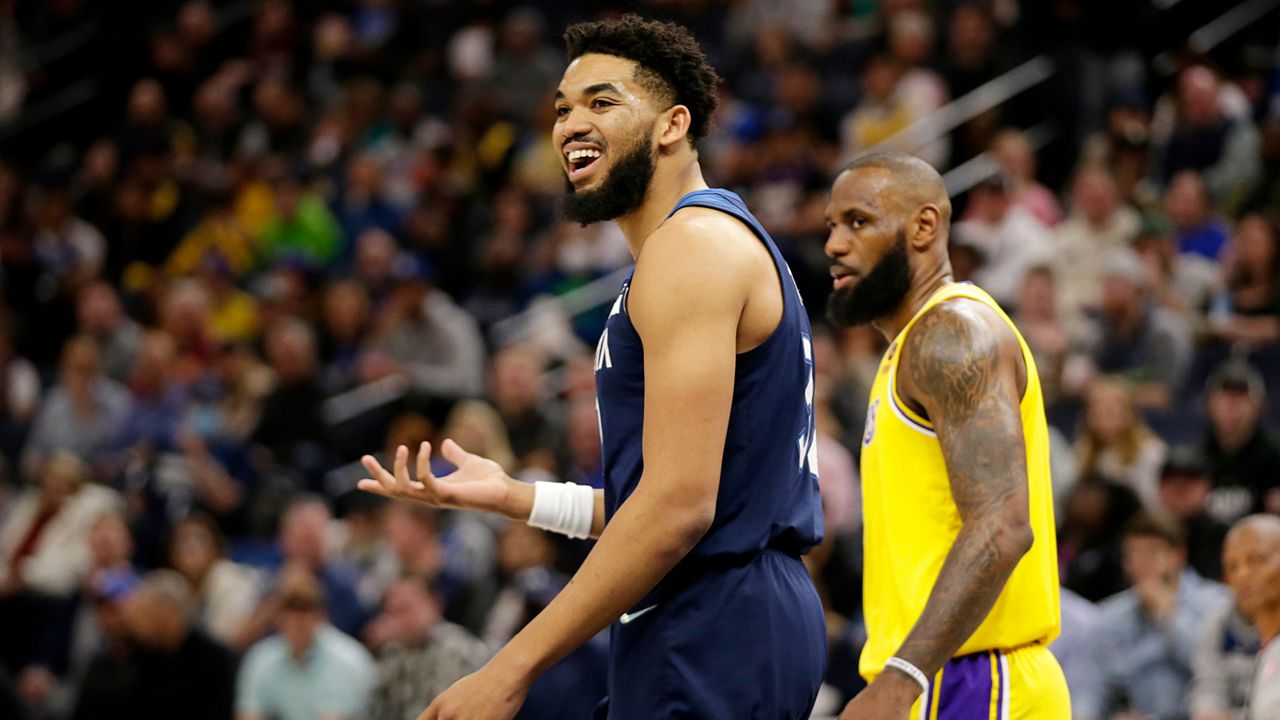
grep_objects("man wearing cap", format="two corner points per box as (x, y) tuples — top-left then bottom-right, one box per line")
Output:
(1199, 360), (1280, 525)
(1156, 445), (1230, 580)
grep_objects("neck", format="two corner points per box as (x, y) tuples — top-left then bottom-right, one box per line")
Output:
(613, 156), (708, 258)
(1258, 607), (1280, 644)
(873, 267), (955, 341)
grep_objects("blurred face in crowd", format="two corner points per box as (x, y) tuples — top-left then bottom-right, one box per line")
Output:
(170, 518), (220, 584)
(498, 522), (556, 577)
(991, 131), (1034, 184)
(490, 348), (545, 415)
(121, 588), (188, 651)
(77, 282), (123, 335)
(89, 513), (134, 569)
(33, 189), (74, 229)
(1063, 482), (1110, 535)
(379, 580), (440, 643)
(275, 565), (327, 658)
(266, 322), (317, 384)
(177, 0), (216, 46)
(1208, 385), (1262, 450)
(355, 229), (397, 286)
(1178, 66), (1221, 129)
(346, 154), (383, 197)
(1233, 215), (1276, 275)
(194, 80), (238, 131)
(1122, 531), (1185, 588)
(60, 337), (101, 398)
(1099, 273), (1142, 322)
(1163, 171), (1209, 229)
(383, 504), (438, 562)
(323, 281), (369, 345)
(1223, 517), (1280, 624)
(280, 502), (329, 568)
(1070, 167), (1118, 227)
(128, 79), (168, 127)
(948, 5), (994, 67)
(567, 398), (602, 471)
(823, 167), (915, 327)
(554, 53), (665, 225)
(1017, 268), (1056, 320)
(1158, 470), (1212, 521)
(889, 11), (933, 66)
(130, 332), (177, 394)
(861, 56), (901, 104)
(1084, 381), (1134, 445)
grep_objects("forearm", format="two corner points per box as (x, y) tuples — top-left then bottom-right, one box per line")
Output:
(499, 481), (607, 537)
(491, 483), (708, 681)
(894, 522), (1031, 676)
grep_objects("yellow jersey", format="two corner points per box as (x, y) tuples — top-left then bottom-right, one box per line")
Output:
(859, 282), (1060, 682)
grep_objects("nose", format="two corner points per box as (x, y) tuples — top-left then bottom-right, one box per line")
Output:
(558, 110), (594, 144)
(824, 227), (851, 260)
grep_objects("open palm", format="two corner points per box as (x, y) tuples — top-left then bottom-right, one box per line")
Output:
(359, 440), (512, 517)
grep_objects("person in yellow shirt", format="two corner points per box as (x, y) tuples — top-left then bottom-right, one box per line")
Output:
(826, 152), (1068, 720)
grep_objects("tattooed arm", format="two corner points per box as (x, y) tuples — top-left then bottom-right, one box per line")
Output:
(840, 299), (1033, 719)
(891, 298), (1033, 676)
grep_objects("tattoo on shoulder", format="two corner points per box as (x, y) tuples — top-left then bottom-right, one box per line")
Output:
(903, 303), (1002, 419)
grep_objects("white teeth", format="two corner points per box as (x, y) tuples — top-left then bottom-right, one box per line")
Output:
(566, 149), (602, 162)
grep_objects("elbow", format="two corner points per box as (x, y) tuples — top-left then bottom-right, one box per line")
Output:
(668, 503), (716, 554)
(1000, 521), (1035, 565)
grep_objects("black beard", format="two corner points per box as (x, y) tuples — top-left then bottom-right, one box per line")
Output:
(826, 231), (912, 327)
(561, 134), (656, 226)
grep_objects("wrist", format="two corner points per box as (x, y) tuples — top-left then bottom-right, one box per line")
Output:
(880, 660), (929, 700)
(501, 475), (533, 520)
(490, 636), (543, 686)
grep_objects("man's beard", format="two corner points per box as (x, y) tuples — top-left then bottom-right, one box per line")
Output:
(561, 133), (656, 226)
(826, 231), (912, 327)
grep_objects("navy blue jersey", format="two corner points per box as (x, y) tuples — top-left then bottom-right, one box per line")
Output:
(593, 188), (824, 560)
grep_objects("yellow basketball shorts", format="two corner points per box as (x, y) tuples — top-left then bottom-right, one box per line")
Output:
(907, 644), (1071, 720)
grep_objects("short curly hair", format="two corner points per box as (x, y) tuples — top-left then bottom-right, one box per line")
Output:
(564, 14), (720, 144)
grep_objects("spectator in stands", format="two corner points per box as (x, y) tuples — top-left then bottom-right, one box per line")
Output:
(318, 279), (371, 394)
(1132, 224), (1219, 332)
(489, 8), (561, 125)
(236, 563), (376, 720)
(259, 171), (342, 268)
(886, 10), (949, 167)
(990, 128), (1062, 227)
(1053, 165), (1141, 316)
(441, 401), (517, 476)
(560, 396), (604, 490)
(382, 502), (493, 634)
(1058, 477), (1141, 603)
(1165, 170), (1231, 261)
(334, 153), (404, 259)
(1084, 512), (1231, 720)
(361, 253), (486, 402)
(1199, 361), (1280, 524)
(22, 337), (129, 478)
(252, 319), (332, 487)
(158, 278), (219, 382)
(30, 178), (107, 286)
(1157, 446), (1230, 581)
(953, 172), (1053, 306)
(1160, 65), (1261, 213)
(1078, 248), (1193, 409)
(168, 512), (261, 648)
(165, 188), (256, 280)
(1191, 595), (1258, 720)
(117, 331), (186, 454)
(77, 569), (236, 720)
(18, 513), (136, 720)
(62, 570), (139, 720)
(364, 579), (488, 720)
(489, 346), (564, 473)
(839, 55), (911, 164)
(75, 282), (142, 385)
(1012, 266), (1073, 405)
(1222, 515), (1280, 719)
(1209, 214), (1280, 349)
(1075, 379), (1167, 510)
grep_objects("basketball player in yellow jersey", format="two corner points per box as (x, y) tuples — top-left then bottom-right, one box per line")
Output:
(827, 152), (1069, 720)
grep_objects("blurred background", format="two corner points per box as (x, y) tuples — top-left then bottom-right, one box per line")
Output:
(0, 0), (1278, 718)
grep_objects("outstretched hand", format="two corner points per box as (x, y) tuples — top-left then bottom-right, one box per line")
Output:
(358, 440), (515, 517)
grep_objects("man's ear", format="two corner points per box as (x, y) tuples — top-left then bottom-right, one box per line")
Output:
(910, 204), (944, 251)
(657, 104), (692, 150)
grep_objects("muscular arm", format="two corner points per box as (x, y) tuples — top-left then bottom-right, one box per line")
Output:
(892, 300), (1035, 678)
(489, 218), (745, 681)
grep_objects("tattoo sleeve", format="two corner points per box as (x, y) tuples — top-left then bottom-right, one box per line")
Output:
(892, 301), (1033, 678)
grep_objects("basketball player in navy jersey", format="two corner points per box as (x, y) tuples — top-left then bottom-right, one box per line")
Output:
(358, 14), (826, 720)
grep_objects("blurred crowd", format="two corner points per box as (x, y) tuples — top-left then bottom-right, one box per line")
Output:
(1, 0), (1279, 719)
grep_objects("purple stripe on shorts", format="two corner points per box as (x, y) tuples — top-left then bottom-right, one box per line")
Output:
(937, 651), (993, 720)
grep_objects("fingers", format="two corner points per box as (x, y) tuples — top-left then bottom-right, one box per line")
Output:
(360, 455), (395, 493)
(440, 438), (469, 466)
(416, 441), (434, 483)
(393, 444), (412, 492)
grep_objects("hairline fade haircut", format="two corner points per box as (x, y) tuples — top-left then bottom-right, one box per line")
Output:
(564, 14), (721, 144)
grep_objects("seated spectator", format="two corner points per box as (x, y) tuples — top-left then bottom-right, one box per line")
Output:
(334, 153), (404, 258)
(990, 128), (1062, 227)
(559, 396), (603, 489)
(22, 336), (129, 478)
(1012, 266), (1073, 405)
(1191, 596), (1258, 720)
(168, 512), (261, 647)
(236, 564), (376, 720)
(30, 179), (107, 286)
(489, 346), (564, 473)
(157, 279), (220, 383)
(1076, 249), (1192, 409)
(1131, 227), (1218, 333)
(259, 171), (342, 268)
(364, 579), (488, 720)
(1165, 170), (1230, 262)
(74, 282), (141, 385)
(0, 314), (40, 468)
(838, 55), (911, 163)
(1221, 515), (1280, 719)
(18, 513), (136, 719)
(117, 331), (187, 454)
(361, 253), (487, 402)
(1075, 379), (1167, 510)
(318, 279), (372, 394)
(59, 570), (137, 720)
(1085, 512), (1231, 720)
(1159, 65), (1261, 214)
(1053, 166), (1141, 316)
(164, 187), (256, 280)
(1209, 214), (1280, 349)
(74, 569), (237, 720)
(251, 319), (333, 488)
(383, 502), (493, 634)
(953, 172), (1053, 306)
(1058, 477), (1142, 603)
(1198, 360), (1280, 524)
(1157, 446), (1231, 582)
(0, 452), (122, 598)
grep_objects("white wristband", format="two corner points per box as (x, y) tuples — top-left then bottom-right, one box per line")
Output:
(883, 656), (930, 694)
(527, 481), (595, 540)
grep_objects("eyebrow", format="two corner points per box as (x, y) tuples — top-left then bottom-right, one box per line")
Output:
(555, 82), (625, 102)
